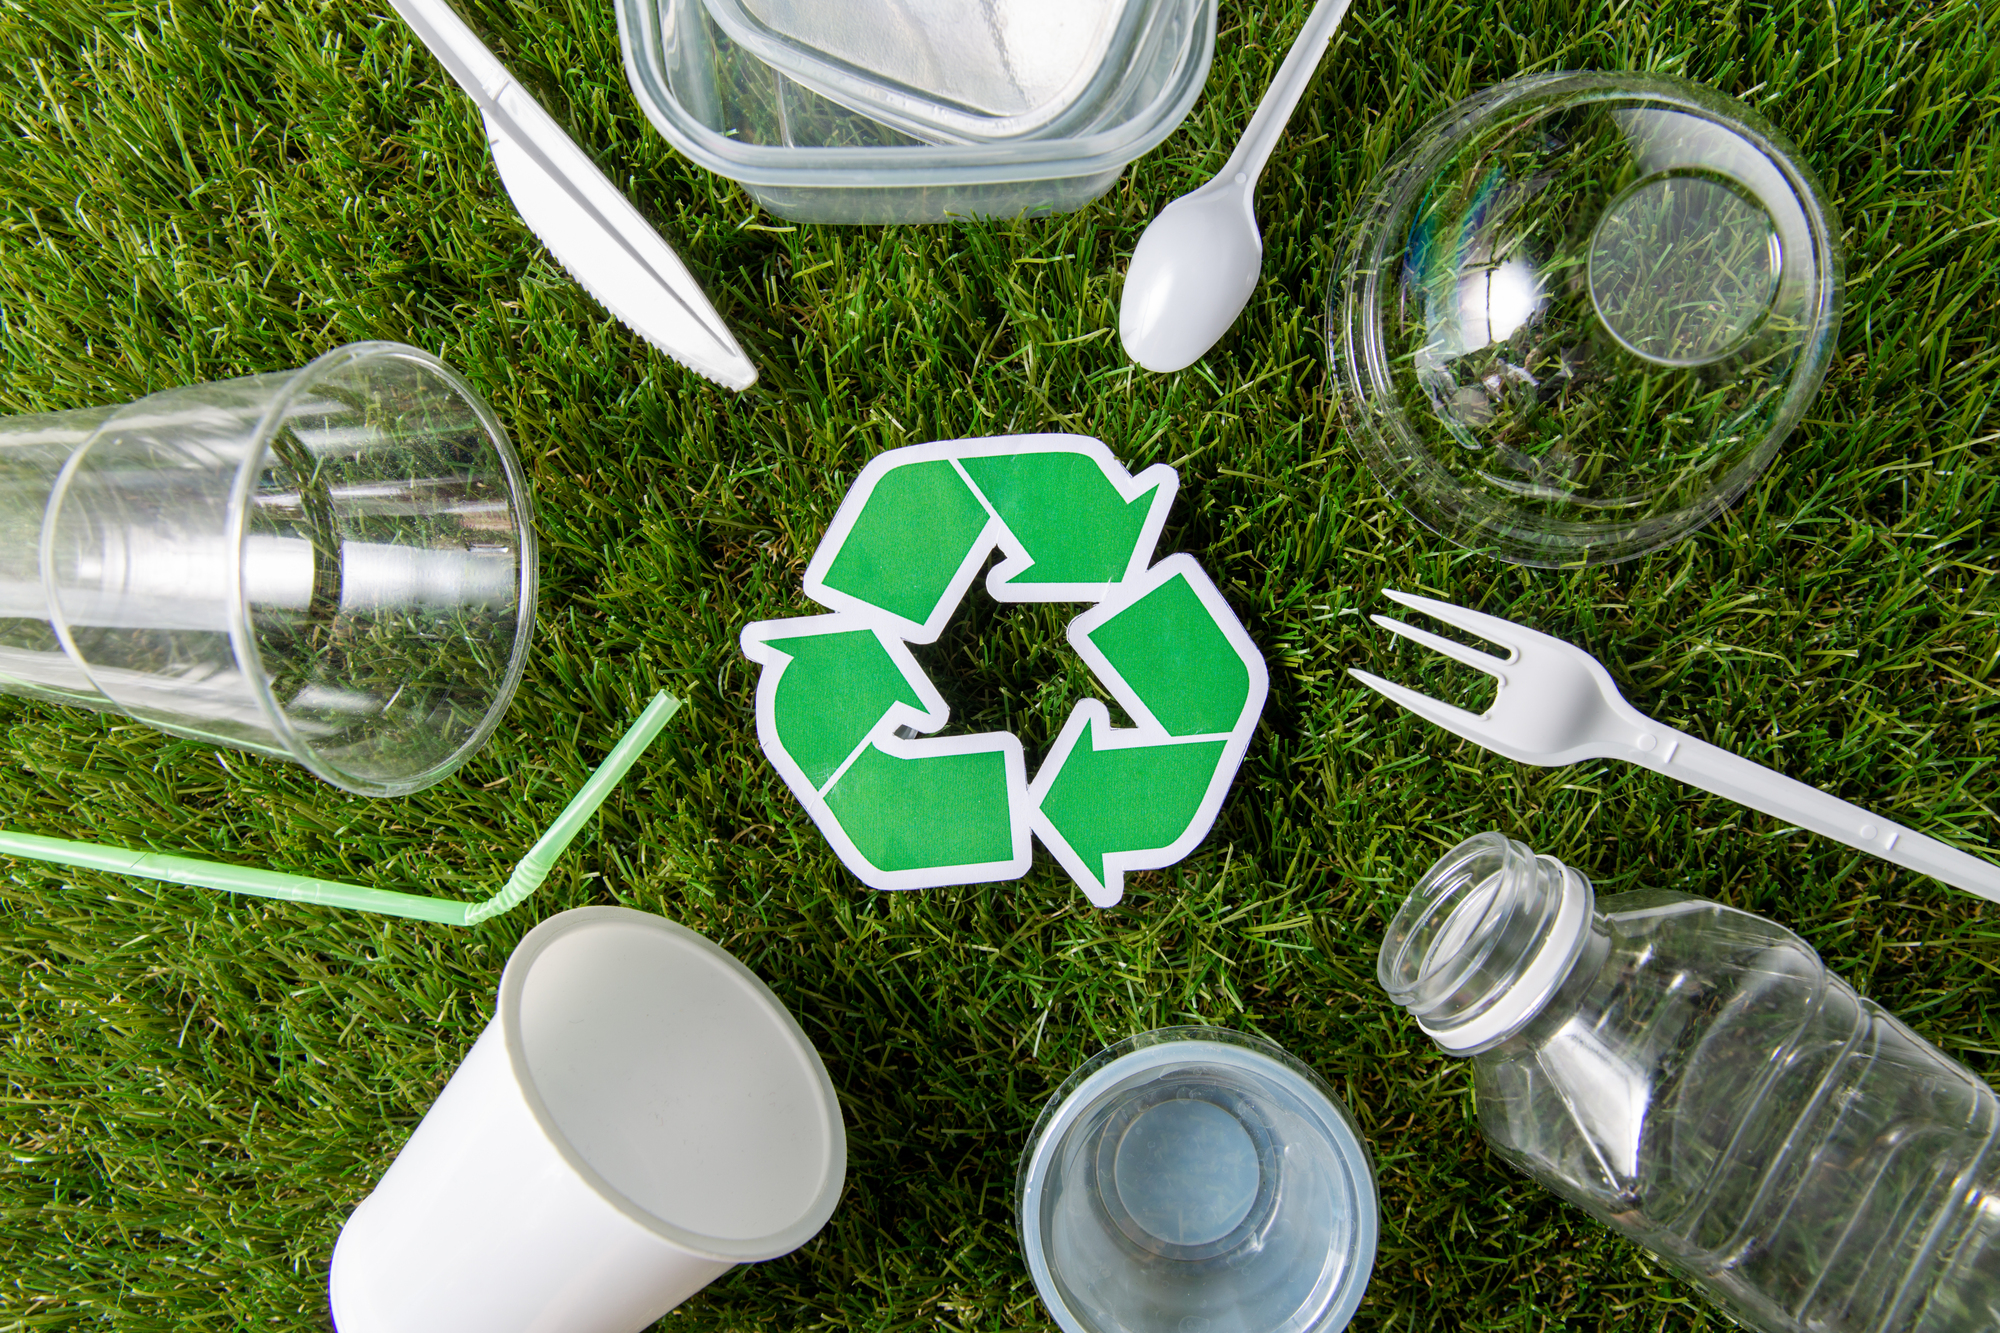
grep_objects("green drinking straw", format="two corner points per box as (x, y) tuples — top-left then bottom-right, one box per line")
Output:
(0, 692), (683, 926)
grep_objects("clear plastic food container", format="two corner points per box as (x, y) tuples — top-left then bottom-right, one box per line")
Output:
(614, 0), (1215, 223)
(700, 0), (1168, 145)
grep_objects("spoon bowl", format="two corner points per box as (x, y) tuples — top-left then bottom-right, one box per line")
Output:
(1119, 183), (1263, 372)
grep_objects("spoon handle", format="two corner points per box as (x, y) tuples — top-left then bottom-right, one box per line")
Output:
(1217, 0), (1355, 187)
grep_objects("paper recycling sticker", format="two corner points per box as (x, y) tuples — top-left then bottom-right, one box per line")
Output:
(739, 434), (1269, 907)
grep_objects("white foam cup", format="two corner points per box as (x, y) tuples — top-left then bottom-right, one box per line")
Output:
(329, 906), (847, 1332)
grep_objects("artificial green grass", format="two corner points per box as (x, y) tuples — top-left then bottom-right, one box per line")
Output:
(1, 0), (1996, 1327)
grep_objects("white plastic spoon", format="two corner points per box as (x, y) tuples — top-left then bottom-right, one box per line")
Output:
(1119, 0), (1355, 372)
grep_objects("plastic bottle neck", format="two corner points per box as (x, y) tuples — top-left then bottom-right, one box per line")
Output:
(1377, 832), (1596, 1055)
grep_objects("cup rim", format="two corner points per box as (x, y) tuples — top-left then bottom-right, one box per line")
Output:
(496, 906), (849, 1262)
(225, 340), (539, 796)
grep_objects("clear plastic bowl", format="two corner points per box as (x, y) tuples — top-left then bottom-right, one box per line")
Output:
(1017, 1028), (1378, 1333)
(1329, 73), (1842, 567)
(615, 0), (1214, 223)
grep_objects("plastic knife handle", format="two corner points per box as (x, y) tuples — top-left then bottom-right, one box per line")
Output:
(1633, 725), (2000, 904)
(385, 0), (511, 106)
(380, 0), (755, 388)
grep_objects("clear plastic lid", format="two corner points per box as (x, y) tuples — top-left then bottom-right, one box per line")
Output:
(697, 0), (1180, 144)
(1017, 1028), (1378, 1333)
(1329, 73), (1842, 567)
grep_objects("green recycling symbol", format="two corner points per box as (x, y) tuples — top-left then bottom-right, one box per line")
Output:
(739, 435), (1268, 907)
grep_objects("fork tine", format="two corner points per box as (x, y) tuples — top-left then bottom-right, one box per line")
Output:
(1381, 588), (1530, 656)
(1348, 668), (1492, 739)
(1370, 614), (1512, 677)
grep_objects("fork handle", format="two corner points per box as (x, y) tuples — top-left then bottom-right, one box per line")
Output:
(1629, 727), (2000, 903)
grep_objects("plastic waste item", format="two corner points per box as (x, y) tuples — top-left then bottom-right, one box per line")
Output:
(1328, 72), (1842, 566)
(0, 341), (535, 797)
(700, 0), (1166, 145)
(615, 0), (1215, 223)
(1350, 588), (2000, 902)
(1017, 1027), (1377, 1333)
(329, 905), (847, 1332)
(0, 692), (680, 925)
(1378, 831), (2000, 1333)
(1120, 0), (1353, 372)
(386, 0), (757, 390)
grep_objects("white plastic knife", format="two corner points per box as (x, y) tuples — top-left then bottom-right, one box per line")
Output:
(386, 0), (757, 390)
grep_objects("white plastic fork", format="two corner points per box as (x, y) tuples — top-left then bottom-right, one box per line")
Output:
(1350, 589), (2000, 904)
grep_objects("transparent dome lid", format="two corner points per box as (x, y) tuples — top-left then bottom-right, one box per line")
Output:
(697, 0), (1192, 144)
(1329, 73), (1842, 566)
(1017, 1028), (1378, 1333)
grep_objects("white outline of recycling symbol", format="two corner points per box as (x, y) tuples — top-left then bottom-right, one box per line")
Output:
(740, 434), (1269, 907)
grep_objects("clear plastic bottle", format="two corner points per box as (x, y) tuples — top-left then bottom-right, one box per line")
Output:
(1376, 831), (2000, 1333)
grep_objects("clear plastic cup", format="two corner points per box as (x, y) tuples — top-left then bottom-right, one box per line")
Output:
(0, 342), (536, 796)
(1017, 1028), (1379, 1333)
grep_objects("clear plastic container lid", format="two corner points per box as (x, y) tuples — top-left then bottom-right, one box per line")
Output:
(1329, 73), (1843, 566)
(698, 0), (1168, 143)
(1017, 1028), (1378, 1333)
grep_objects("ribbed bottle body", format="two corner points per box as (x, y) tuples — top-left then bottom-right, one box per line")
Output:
(1472, 892), (2000, 1333)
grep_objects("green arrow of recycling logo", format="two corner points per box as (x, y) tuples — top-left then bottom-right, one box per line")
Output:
(739, 435), (1268, 907)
